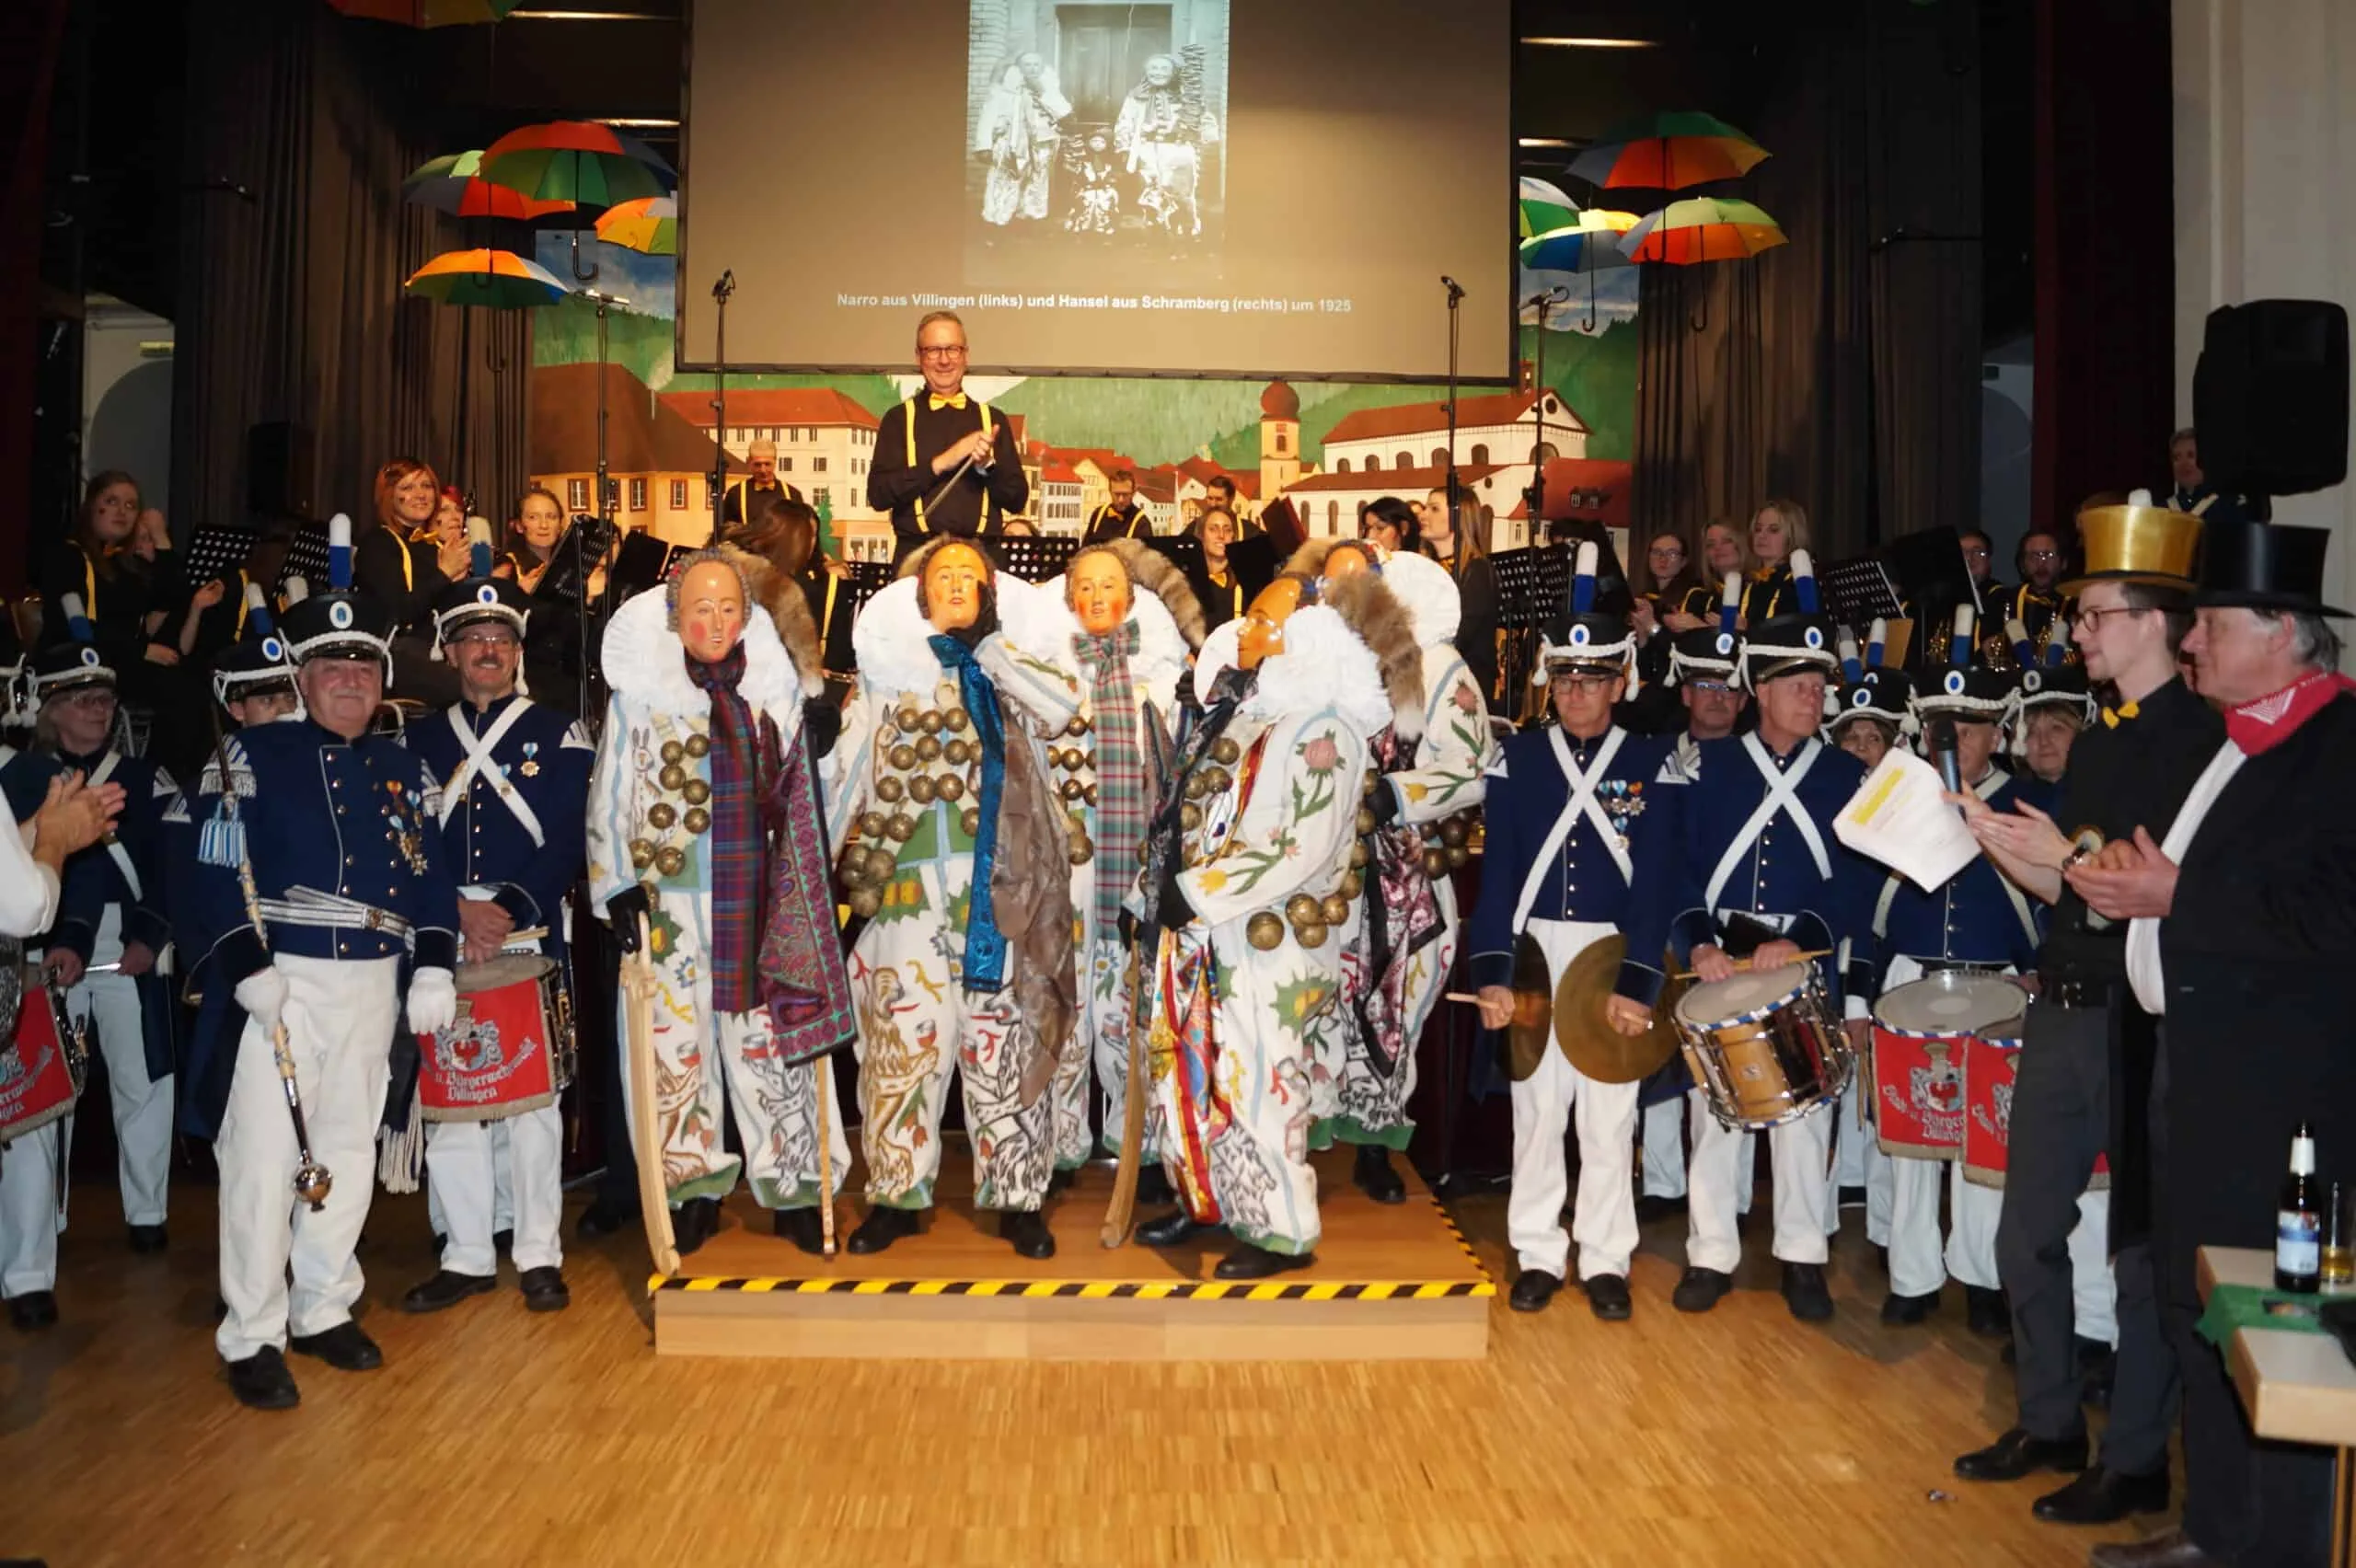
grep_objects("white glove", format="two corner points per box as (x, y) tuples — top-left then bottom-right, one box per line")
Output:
(235, 965), (288, 1031)
(407, 967), (457, 1036)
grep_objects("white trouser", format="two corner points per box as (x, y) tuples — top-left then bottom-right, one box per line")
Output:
(2070, 1188), (2118, 1347)
(1639, 1100), (1686, 1199)
(425, 1105), (562, 1276)
(1689, 1090), (1831, 1271)
(427, 1149), (514, 1239)
(1507, 919), (1640, 1280)
(215, 954), (398, 1362)
(0, 1120), (64, 1298)
(66, 957), (172, 1228)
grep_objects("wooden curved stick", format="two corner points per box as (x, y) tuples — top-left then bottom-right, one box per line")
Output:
(622, 915), (680, 1279)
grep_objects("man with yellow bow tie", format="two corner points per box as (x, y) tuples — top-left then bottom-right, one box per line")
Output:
(867, 311), (1029, 563)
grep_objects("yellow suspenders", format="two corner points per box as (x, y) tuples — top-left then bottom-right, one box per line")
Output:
(904, 396), (995, 534)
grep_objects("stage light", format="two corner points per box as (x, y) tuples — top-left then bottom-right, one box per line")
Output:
(1518, 138), (1575, 149)
(1518, 37), (1660, 49)
(594, 118), (680, 129)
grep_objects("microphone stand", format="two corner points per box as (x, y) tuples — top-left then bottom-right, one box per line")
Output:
(709, 270), (736, 546)
(1442, 276), (1464, 526)
(1521, 288), (1566, 528)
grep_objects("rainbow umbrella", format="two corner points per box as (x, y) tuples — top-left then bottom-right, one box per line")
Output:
(479, 121), (675, 209)
(1517, 208), (1642, 273)
(404, 151), (577, 221)
(1618, 198), (1787, 264)
(404, 248), (572, 308)
(595, 196), (677, 257)
(1568, 111), (1769, 191)
(1518, 176), (1579, 241)
(329, 0), (522, 25)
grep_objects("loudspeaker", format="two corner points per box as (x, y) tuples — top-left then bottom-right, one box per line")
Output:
(2192, 300), (2349, 498)
(246, 421), (317, 520)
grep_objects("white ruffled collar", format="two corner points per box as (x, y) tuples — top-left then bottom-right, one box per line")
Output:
(600, 582), (803, 719)
(1380, 551), (1462, 648)
(1044, 576), (1189, 697)
(852, 571), (1074, 697)
(1237, 605), (1391, 735)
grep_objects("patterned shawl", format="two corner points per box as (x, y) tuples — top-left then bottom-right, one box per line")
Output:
(1350, 726), (1445, 1078)
(930, 633), (1011, 991)
(687, 645), (772, 1014)
(1077, 619), (1149, 936)
(756, 712), (859, 1065)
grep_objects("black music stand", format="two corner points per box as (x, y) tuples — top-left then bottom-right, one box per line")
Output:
(608, 531), (681, 605)
(988, 535), (1078, 585)
(276, 525), (331, 594)
(837, 559), (893, 616)
(185, 523), (259, 586)
(1821, 556), (1906, 629)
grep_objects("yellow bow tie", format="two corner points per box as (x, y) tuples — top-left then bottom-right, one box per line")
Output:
(928, 392), (968, 411)
(2099, 698), (2141, 730)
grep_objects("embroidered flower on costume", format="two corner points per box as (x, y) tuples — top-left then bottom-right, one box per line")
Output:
(1451, 682), (1480, 713)
(1300, 734), (1340, 773)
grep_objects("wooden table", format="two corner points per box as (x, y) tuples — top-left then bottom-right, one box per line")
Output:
(2197, 1246), (2356, 1564)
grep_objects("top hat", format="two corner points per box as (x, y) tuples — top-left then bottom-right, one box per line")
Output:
(1667, 624), (1738, 686)
(29, 640), (115, 702)
(431, 575), (532, 643)
(213, 581), (297, 706)
(2016, 660), (2093, 716)
(1831, 666), (1913, 731)
(2061, 490), (2202, 595)
(1911, 659), (2017, 721)
(2193, 516), (2348, 618)
(1535, 539), (1637, 686)
(1740, 611), (1839, 687)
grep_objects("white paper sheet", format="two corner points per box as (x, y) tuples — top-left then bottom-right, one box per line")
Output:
(1832, 749), (1982, 893)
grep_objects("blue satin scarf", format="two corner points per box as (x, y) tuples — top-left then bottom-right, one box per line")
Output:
(929, 633), (1009, 992)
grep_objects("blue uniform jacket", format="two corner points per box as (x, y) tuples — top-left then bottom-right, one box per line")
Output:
(403, 695), (594, 960)
(1621, 732), (1877, 1009)
(44, 745), (179, 1082)
(1464, 724), (1676, 999)
(175, 720), (460, 1136)
(1874, 767), (2045, 987)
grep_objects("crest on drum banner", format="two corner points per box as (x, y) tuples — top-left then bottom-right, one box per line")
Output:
(416, 956), (570, 1121)
(0, 986), (89, 1146)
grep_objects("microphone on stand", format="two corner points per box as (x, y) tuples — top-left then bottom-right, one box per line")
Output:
(711, 270), (736, 302)
(1522, 285), (1570, 310)
(1441, 275), (1466, 302)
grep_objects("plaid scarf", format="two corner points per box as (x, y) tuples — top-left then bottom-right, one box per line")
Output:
(687, 645), (771, 1014)
(930, 634), (1010, 991)
(1077, 621), (1149, 935)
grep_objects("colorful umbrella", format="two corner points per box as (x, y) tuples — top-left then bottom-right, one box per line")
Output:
(1517, 209), (1642, 273)
(1618, 198), (1787, 265)
(404, 248), (572, 308)
(404, 151), (577, 221)
(594, 196), (677, 257)
(329, 0), (522, 25)
(1518, 176), (1580, 241)
(479, 121), (676, 209)
(1567, 111), (1769, 191)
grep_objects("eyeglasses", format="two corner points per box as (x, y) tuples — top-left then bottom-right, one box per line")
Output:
(2073, 605), (2150, 632)
(1647, 545), (1685, 559)
(2023, 549), (2062, 562)
(1961, 545), (1992, 559)
(917, 345), (968, 360)
(1549, 672), (1622, 690)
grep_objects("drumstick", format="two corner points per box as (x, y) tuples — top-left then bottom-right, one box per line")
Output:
(1670, 948), (1833, 983)
(814, 1050), (837, 1259)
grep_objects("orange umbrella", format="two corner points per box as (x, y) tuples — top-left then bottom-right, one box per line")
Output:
(403, 248), (571, 308)
(1619, 198), (1787, 265)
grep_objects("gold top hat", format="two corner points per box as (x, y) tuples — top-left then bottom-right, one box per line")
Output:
(2060, 495), (2202, 594)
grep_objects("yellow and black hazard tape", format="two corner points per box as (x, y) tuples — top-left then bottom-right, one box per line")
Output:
(651, 1275), (1494, 1301)
(1429, 1195), (1495, 1283)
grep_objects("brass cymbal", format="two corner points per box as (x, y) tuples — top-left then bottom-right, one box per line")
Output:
(1553, 934), (1680, 1085)
(1505, 931), (1554, 1083)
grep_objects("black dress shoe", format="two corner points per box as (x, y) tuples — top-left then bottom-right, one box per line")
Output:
(575, 1195), (640, 1241)
(1781, 1262), (1833, 1321)
(1633, 1193), (1688, 1223)
(2033, 1464), (2170, 1524)
(1508, 1270), (1563, 1313)
(289, 1321), (384, 1372)
(1965, 1284), (2010, 1337)
(1952, 1426), (2088, 1482)
(1880, 1288), (1939, 1326)
(1351, 1145), (1407, 1205)
(224, 1345), (300, 1411)
(127, 1223), (167, 1255)
(671, 1196), (722, 1257)
(1214, 1241), (1315, 1280)
(1002, 1210), (1057, 1260)
(1672, 1266), (1733, 1313)
(1135, 1165), (1175, 1207)
(7, 1290), (58, 1331)
(1136, 1209), (1203, 1248)
(1582, 1273), (1633, 1320)
(772, 1206), (828, 1255)
(518, 1267), (571, 1313)
(401, 1270), (497, 1314)
(845, 1205), (921, 1255)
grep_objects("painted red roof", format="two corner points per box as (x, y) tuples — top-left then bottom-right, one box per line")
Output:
(657, 386), (880, 430)
(1503, 457), (1633, 527)
(1322, 390), (1589, 446)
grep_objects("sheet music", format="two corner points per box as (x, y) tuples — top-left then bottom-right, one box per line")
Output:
(1832, 749), (1982, 893)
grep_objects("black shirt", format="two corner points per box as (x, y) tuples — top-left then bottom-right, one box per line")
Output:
(1083, 502), (1150, 544)
(722, 478), (805, 531)
(798, 562), (858, 676)
(866, 394), (1028, 552)
(2038, 675), (2223, 982)
(354, 525), (448, 636)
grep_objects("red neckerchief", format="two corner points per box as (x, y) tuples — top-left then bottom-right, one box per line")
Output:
(2224, 670), (2356, 755)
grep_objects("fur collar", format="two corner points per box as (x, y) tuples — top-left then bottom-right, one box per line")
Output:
(1239, 605), (1391, 735)
(1381, 551), (1462, 648)
(853, 570), (1075, 698)
(601, 582), (803, 720)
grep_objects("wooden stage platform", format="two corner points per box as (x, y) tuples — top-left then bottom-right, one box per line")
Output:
(653, 1149), (1494, 1361)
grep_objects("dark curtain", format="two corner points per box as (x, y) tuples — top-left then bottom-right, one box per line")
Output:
(1632, 1), (1981, 561)
(174, 0), (530, 540)
(0, 0), (73, 594)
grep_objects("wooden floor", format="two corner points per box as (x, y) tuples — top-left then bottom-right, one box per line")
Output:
(1, 1172), (2170, 1567)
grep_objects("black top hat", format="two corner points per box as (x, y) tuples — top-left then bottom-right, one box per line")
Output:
(29, 640), (116, 700)
(212, 636), (297, 705)
(281, 589), (397, 664)
(1832, 667), (1913, 729)
(431, 575), (533, 642)
(1666, 624), (1738, 685)
(2194, 516), (2349, 617)
(1740, 611), (1839, 686)
(1538, 610), (1637, 676)
(1912, 660), (2017, 720)
(2017, 662), (2093, 711)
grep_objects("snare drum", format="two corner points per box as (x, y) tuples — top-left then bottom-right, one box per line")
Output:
(0, 983), (87, 1146)
(1870, 972), (2027, 1160)
(416, 956), (573, 1122)
(1673, 961), (1854, 1130)
(1961, 1030), (2109, 1190)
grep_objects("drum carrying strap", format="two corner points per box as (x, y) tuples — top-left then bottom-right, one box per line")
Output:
(1507, 727), (1628, 931)
(438, 699), (545, 849)
(86, 753), (142, 902)
(1703, 733), (1830, 913)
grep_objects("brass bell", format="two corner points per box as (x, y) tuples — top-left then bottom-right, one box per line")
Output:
(1361, 770), (1380, 798)
(937, 773), (964, 802)
(654, 845), (687, 878)
(918, 710), (943, 736)
(1212, 736), (1241, 767)
(886, 813), (918, 841)
(943, 738), (971, 767)
(1204, 767), (1230, 794)
(649, 802), (678, 831)
(960, 806), (981, 838)
(1439, 817), (1471, 848)
(628, 839), (655, 870)
(865, 847), (898, 884)
(915, 734), (942, 764)
(860, 811), (888, 840)
(908, 774), (938, 805)
(1295, 919), (1329, 950)
(1320, 894), (1353, 927)
(1059, 778), (1084, 802)
(1445, 845), (1469, 869)
(1068, 810), (1090, 836)
(683, 733), (710, 758)
(1349, 841), (1370, 870)
(660, 740), (686, 766)
(683, 807), (712, 836)
(1284, 894), (1322, 928)
(683, 778), (712, 807)
(1066, 714), (1090, 738)
(659, 763), (689, 793)
(837, 854), (869, 890)
(888, 743), (918, 772)
(1180, 802), (1202, 832)
(1422, 847), (1449, 878)
(1082, 784), (1098, 807)
(1339, 870), (1364, 900)
(895, 704), (921, 732)
(875, 776), (906, 805)
(1068, 841), (1092, 867)
(848, 886), (884, 918)
(1184, 772), (1210, 801)
(1356, 807), (1378, 836)
(1246, 913), (1285, 951)
(944, 707), (971, 733)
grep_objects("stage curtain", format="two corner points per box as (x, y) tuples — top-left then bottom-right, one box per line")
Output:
(173, 0), (530, 540)
(1633, 1), (1981, 560)
(0, 0), (73, 594)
